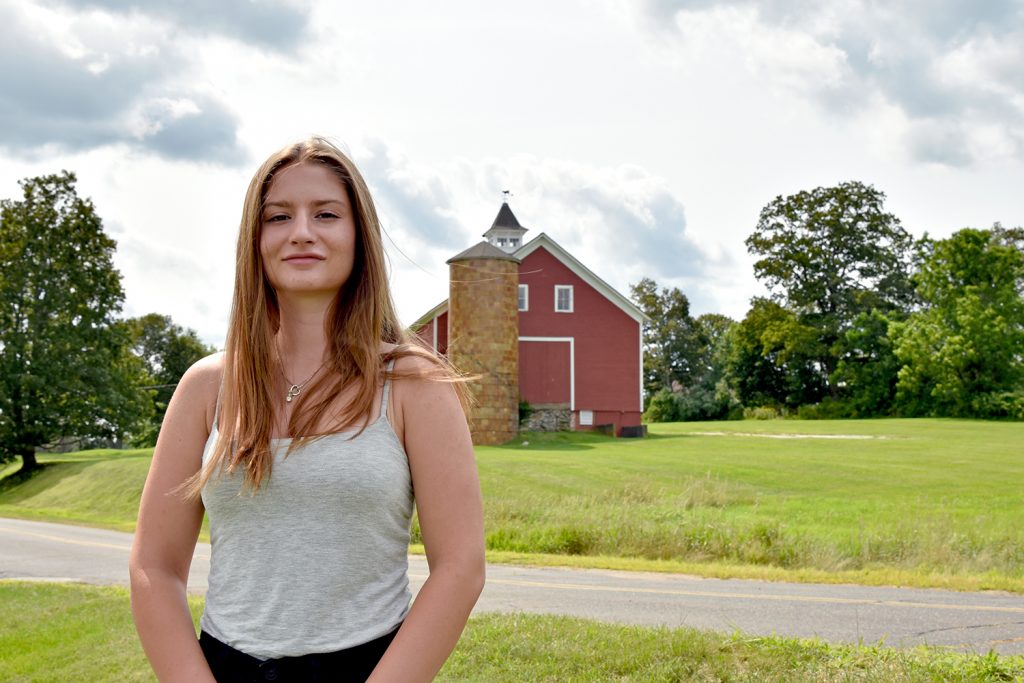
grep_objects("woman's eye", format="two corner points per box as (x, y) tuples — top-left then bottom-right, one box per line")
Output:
(317, 211), (339, 220)
(265, 214), (289, 223)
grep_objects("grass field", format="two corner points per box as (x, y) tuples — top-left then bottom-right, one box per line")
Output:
(3, 581), (1021, 682)
(2, 419), (1023, 591)
(0, 448), (157, 533)
(472, 419), (1024, 591)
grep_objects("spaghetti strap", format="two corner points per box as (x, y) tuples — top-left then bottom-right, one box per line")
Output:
(380, 359), (396, 421)
(212, 371), (225, 433)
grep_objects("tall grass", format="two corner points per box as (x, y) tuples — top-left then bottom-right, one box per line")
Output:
(468, 420), (1024, 581)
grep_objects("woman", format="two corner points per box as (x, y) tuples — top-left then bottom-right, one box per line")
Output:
(130, 137), (485, 682)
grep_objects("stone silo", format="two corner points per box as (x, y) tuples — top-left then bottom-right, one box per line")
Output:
(447, 241), (520, 445)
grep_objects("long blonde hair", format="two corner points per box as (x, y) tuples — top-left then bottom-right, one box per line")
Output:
(192, 136), (461, 494)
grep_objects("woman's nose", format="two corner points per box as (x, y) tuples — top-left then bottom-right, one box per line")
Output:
(289, 211), (315, 243)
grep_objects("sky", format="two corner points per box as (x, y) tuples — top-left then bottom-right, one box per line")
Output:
(2, 0), (1022, 348)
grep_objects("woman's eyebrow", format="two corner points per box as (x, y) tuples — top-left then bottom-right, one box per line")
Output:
(263, 198), (346, 210)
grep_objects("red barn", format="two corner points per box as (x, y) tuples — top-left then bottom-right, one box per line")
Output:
(413, 202), (647, 438)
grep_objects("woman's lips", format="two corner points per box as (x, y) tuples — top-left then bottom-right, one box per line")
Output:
(283, 255), (324, 265)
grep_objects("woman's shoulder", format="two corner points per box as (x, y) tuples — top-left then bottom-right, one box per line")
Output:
(182, 351), (226, 383)
(176, 352), (225, 409)
(387, 343), (466, 409)
(152, 353), (224, 449)
(382, 342), (449, 376)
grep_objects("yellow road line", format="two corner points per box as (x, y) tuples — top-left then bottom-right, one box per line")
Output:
(411, 574), (1024, 615)
(1, 526), (131, 551)
(0, 526), (211, 561)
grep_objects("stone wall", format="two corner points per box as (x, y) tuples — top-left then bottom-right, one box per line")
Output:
(520, 406), (572, 432)
(448, 255), (520, 445)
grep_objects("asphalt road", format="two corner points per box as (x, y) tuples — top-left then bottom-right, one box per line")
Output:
(3, 517), (1023, 655)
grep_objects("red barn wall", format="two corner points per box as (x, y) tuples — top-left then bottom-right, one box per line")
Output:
(413, 311), (449, 356)
(415, 320), (435, 350)
(436, 311), (448, 355)
(519, 339), (571, 404)
(517, 247), (641, 434)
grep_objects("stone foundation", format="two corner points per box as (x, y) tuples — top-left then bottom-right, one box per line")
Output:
(520, 406), (572, 432)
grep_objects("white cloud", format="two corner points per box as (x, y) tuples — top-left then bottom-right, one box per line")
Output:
(357, 139), (470, 255)
(42, 0), (312, 50)
(0, 0), (313, 163)
(1, 0), (1020, 346)
(623, 0), (1024, 166)
(364, 143), (734, 326)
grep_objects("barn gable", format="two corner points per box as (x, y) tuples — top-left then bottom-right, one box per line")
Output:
(513, 233), (646, 324)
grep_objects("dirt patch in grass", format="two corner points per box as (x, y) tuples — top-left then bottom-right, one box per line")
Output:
(687, 431), (890, 439)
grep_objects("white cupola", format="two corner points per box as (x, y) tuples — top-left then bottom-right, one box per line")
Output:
(483, 192), (528, 253)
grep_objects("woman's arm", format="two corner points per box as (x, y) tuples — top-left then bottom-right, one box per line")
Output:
(129, 354), (222, 683)
(369, 359), (486, 682)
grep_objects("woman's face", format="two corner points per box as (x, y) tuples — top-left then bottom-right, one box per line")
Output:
(260, 161), (357, 299)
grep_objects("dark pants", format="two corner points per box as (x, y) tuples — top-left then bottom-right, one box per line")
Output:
(199, 627), (399, 683)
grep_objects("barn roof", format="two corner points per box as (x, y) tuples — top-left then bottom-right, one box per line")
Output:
(514, 233), (649, 324)
(410, 299), (449, 332)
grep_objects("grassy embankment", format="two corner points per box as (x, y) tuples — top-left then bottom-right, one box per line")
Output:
(2, 581), (1021, 682)
(2, 419), (1022, 592)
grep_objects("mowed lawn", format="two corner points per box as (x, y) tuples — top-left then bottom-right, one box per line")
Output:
(2, 419), (1022, 590)
(0, 449), (157, 533)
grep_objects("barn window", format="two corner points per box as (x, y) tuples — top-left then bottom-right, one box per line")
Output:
(579, 410), (593, 426)
(555, 285), (573, 312)
(518, 284), (529, 311)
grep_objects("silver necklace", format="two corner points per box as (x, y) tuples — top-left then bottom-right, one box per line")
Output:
(276, 342), (328, 403)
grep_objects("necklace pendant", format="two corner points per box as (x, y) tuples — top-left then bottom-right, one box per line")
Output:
(286, 385), (301, 403)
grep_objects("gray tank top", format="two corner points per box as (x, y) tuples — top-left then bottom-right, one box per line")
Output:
(199, 366), (413, 659)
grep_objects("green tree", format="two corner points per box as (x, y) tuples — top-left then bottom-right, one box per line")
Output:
(745, 182), (916, 397)
(692, 313), (735, 384)
(831, 310), (901, 416)
(0, 172), (151, 471)
(726, 298), (826, 410)
(892, 227), (1024, 417)
(992, 223), (1024, 257)
(643, 388), (681, 422)
(672, 314), (740, 421)
(630, 278), (700, 399)
(127, 313), (216, 446)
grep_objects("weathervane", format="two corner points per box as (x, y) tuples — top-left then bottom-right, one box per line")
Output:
(502, 189), (512, 203)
